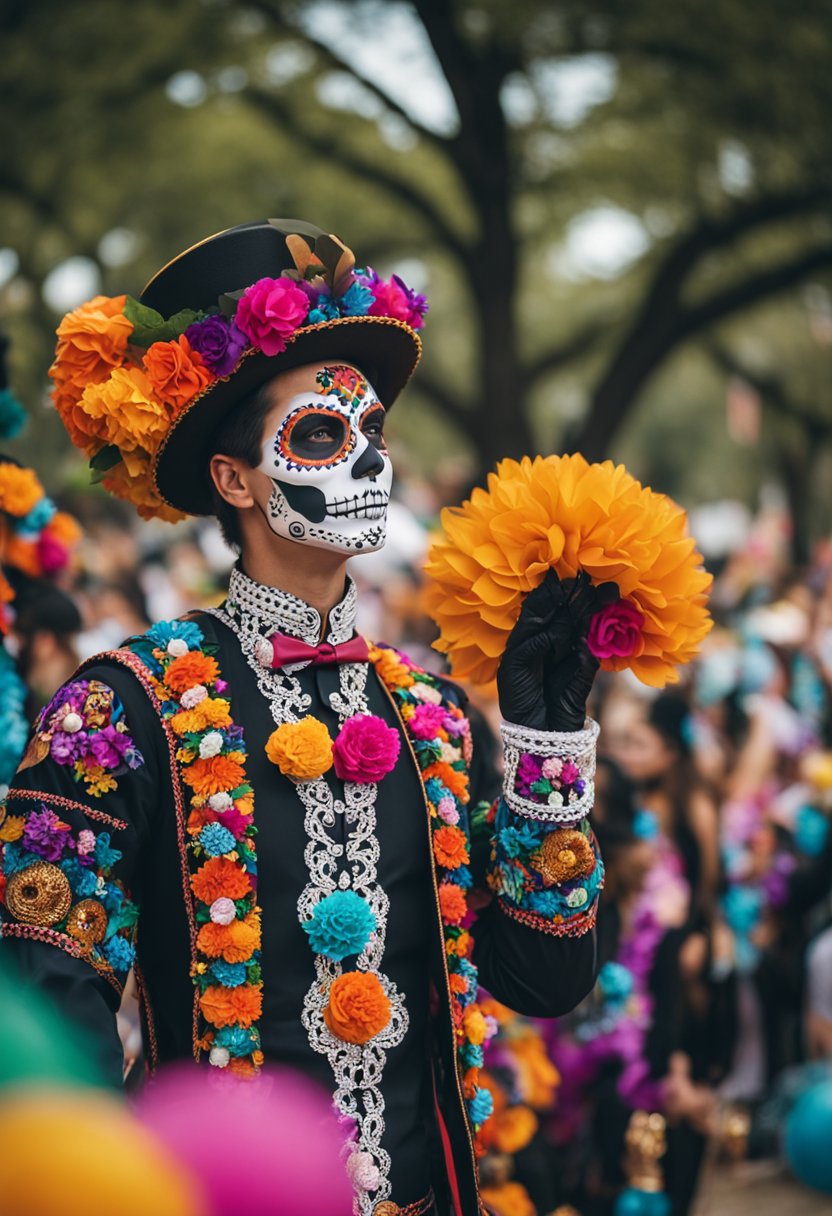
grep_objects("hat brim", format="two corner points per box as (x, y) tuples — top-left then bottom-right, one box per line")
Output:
(153, 315), (421, 517)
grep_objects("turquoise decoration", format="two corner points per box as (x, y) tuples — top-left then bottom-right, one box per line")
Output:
(199, 822), (236, 857)
(615, 1188), (671, 1216)
(0, 648), (29, 789)
(598, 961), (635, 1005)
(0, 387), (27, 439)
(468, 1085), (494, 1127)
(303, 889), (376, 962)
(784, 1079), (832, 1193)
(795, 805), (829, 857)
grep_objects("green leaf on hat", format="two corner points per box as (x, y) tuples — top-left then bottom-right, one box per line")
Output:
(124, 295), (199, 346)
(89, 445), (122, 484)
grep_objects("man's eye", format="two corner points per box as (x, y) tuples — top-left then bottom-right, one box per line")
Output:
(310, 426), (334, 442)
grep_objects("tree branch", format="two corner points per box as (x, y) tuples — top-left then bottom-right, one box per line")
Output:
(410, 367), (472, 432)
(245, 85), (469, 265)
(705, 340), (832, 436)
(522, 319), (610, 390)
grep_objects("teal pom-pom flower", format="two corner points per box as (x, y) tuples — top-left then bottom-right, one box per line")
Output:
(303, 889), (376, 961)
(0, 388), (27, 440)
(467, 1085), (494, 1127)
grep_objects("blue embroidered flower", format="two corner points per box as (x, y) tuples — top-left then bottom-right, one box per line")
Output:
(211, 960), (247, 987)
(468, 1086), (494, 1126)
(424, 777), (450, 805)
(94, 832), (122, 869)
(461, 1042), (484, 1068)
(597, 961), (634, 1004)
(337, 281), (374, 316)
(103, 934), (136, 973)
(1, 843), (40, 876)
(528, 888), (563, 917)
(146, 619), (205, 652)
(199, 823), (237, 857)
(214, 1025), (259, 1056)
(447, 864), (472, 890)
(61, 858), (99, 899)
(302, 889), (376, 961)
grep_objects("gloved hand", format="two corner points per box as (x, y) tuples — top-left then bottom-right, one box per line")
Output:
(497, 569), (619, 732)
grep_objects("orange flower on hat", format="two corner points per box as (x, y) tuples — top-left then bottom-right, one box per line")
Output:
(50, 294), (133, 414)
(196, 913), (261, 963)
(101, 458), (186, 524)
(77, 366), (170, 460)
(183, 753), (247, 798)
(143, 335), (214, 412)
(199, 982), (262, 1028)
(164, 651), (220, 694)
(424, 453), (713, 687)
(323, 970), (391, 1044)
(0, 465), (44, 517)
(265, 717), (334, 781)
(433, 824), (469, 870)
(191, 857), (252, 904)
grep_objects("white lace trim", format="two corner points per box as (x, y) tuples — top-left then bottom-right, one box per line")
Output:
(500, 717), (599, 823)
(211, 592), (405, 1215)
(226, 565), (358, 646)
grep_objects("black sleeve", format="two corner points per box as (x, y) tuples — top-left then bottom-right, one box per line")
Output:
(0, 659), (166, 1086)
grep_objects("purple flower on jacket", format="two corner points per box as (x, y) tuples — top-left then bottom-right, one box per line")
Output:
(50, 729), (87, 765)
(89, 724), (131, 770)
(184, 315), (248, 377)
(516, 753), (543, 796)
(22, 808), (74, 862)
(47, 680), (89, 717)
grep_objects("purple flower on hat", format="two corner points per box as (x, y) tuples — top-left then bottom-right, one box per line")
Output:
(22, 808), (74, 862)
(184, 315), (248, 377)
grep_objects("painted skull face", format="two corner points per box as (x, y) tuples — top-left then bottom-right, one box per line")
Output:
(258, 364), (392, 553)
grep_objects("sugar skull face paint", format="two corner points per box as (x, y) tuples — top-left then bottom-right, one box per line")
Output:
(257, 364), (392, 553)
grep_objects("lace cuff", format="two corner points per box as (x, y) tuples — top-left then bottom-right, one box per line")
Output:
(500, 718), (599, 824)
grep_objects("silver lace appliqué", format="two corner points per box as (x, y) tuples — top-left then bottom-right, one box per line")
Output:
(212, 584), (407, 1215)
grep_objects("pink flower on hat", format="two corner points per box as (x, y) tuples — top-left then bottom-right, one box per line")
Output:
(587, 597), (645, 660)
(235, 276), (310, 357)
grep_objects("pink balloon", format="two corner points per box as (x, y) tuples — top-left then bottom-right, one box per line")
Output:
(136, 1066), (353, 1216)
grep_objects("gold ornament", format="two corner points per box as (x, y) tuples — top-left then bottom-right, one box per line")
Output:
(5, 863), (72, 926)
(66, 899), (108, 947)
(530, 830), (595, 886)
(623, 1110), (667, 1193)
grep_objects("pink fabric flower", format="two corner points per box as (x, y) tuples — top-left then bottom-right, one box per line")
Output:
(409, 702), (448, 741)
(560, 761), (580, 785)
(181, 684), (208, 709)
(209, 896), (237, 925)
(542, 757), (563, 780)
(77, 829), (96, 856)
(587, 597), (644, 660)
(437, 796), (459, 824)
(333, 714), (400, 783)
(235, 276), (310, 357)
(37, 534), (69, 575)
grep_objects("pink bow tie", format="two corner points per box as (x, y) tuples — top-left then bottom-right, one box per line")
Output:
(261, 631), (370, 669)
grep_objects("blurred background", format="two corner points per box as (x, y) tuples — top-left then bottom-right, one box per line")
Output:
(2, 2), (832, 1215)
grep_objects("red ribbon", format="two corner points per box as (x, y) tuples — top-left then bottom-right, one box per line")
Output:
(268, 632), (370, 669)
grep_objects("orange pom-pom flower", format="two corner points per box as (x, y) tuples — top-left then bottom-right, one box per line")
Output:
(424, 454), (712, 687)
(323, 970), (391, 1044)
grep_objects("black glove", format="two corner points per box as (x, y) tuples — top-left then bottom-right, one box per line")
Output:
(497, 569), (619, 732)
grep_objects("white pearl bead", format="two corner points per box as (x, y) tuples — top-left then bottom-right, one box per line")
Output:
(167, 638), (189, 657)
(62, 712), (83, 734)
(209, 1045), (230, 1068)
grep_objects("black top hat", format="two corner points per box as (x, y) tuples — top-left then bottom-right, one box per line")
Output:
(145, 219), (421, 516)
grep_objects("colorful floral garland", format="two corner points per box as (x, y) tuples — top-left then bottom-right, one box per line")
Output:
(128, 620), (263, 1077)
(369, 643), (498, 1148)
(50, 252), (427, 522)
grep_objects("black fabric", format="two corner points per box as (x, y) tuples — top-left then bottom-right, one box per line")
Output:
(3, 614), (598, 1213)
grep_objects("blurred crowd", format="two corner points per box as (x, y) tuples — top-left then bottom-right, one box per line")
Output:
(5, 464), (832, 1216)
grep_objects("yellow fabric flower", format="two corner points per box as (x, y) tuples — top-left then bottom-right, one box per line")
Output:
(84, 767), (118, 797)
(78, 366), (170, 458)
(0, 813), (25, 842)
(0, 465), (45, 518)
(424, 454), (713, 687)
(265, 717), (334, 781)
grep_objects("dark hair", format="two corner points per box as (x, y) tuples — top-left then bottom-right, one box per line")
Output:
(647, 691), (692, 756)
(207, 382), (275, 551)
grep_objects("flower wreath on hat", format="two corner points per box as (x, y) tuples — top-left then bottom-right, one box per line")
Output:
(49, 234), (428, 523)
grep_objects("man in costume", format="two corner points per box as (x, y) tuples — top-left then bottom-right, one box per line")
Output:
(0, 220), (611, 1215)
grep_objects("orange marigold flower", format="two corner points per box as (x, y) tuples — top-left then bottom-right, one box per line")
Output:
(479, 1181), (536, 1216)
(423, 761), (470, 804)
(0, 465), (44, 518)
(171, 697), (232, 735)
(3, 535), (40, 578)
(164, 651), (220, 694)
(196, 914), (260, 963)
(438, 881), (468, 925)
(143, 334), (214, 412)
(184, 754), (246, 798)
(265, 717), (333, 781)
(369, 645), (415, 688)
(424, 453), (713, 688)
(102, 458), (186, 523)
(190, 857), (252, 904)
(199, 982), (262, 1028)
(463, 1005), (488, 1047)
(50, 294), (133, 415)
(449, 972), (468, 995)
(46, 511), (83, 549)
(77, 366), (171, 458)
(323, 971), (391, 1045)
(492, 1106), (539, 1155)
(433, 825), (469, 869)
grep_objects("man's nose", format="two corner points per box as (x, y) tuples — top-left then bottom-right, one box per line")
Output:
(351, 443), (385, 480)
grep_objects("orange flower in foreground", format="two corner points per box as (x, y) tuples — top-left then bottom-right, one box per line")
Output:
(492, 1106), (539, 1155)
(265, 717), (333, 781)
(50, 294), (132, 413)
(165, 651), (220, 694)
(197, 914), (260, 963)
(424, 454), (713, 688)
(0, 465), (44, 518)
(143, 334), (214, 411)
(191, 856), (252, 904)
(184, 753), (246, 798)
(77, 366), (170, 457)
(323, 971), (391, 1045)
(438, 881), (468, 925)
(433, 825), (469, 870)
(199, 982), (262, 1028)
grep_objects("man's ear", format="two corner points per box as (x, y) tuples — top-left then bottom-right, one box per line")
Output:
(209, 454), (257, 510)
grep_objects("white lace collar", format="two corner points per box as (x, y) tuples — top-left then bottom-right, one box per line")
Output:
(224, 565), (358, 647)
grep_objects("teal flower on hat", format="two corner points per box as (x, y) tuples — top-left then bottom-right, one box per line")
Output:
(303, 889), (377, 961)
